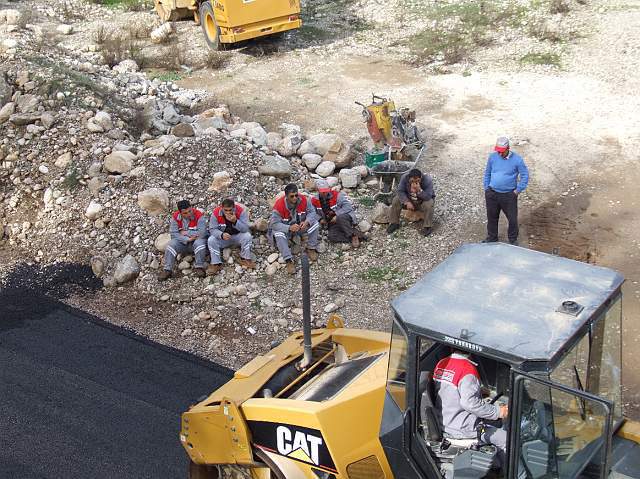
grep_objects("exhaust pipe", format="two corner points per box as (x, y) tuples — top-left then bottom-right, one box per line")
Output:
(299, 253), (313, 370)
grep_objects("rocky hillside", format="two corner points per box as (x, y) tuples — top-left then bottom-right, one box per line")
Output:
(1, 0), (495, 369)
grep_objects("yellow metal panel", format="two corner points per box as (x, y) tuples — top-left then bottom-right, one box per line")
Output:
(222, 0), (300, 27)
(234, 354), (274, 379)
(618, 419), (640, 443)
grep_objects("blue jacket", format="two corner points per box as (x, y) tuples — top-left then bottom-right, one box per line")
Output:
(483, 151), (529, 193)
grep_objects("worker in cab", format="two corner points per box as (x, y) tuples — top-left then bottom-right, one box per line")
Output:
(158, 199), (208, 281)
(268, 183), (320, 275)
(311, 179), (365, 248)
(207, 198), (255, 275)
(434, 350), (508, 461)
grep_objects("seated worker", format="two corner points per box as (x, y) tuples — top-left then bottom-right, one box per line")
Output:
(158, 199), (208, 281)
(268, 183), (320, 275)
(387, 168), (436, 237)
(433, 350), (508, 459)
(207, 198), (255, 275)
(311, 179), (364, 248)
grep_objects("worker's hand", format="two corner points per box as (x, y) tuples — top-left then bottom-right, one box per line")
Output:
(188, 236), (197, 243)
(330, 216), (337, 224)
(289, 224), (301, 233)
(513, 190), (519, 196)
(410, 184), (422, 194)
(222, 232), (231, 241)
(405, 201), (415, 211)
(224, 212), (237, 223)
(320, 219), (327, 226)
(498, 404), (509, 419)
(300, 221), (309, 232)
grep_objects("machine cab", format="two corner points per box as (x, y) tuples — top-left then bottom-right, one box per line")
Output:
(380, 244), (625, 479)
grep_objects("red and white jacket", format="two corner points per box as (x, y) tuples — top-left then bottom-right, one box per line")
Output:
(208, 203), (250, 239)
(169, 209), (207, 244)
(433, 353), (500, 438)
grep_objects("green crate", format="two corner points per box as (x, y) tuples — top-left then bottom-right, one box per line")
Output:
(365, 149), (387, 168)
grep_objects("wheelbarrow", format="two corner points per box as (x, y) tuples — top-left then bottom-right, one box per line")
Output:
(370, 144), (426, 204)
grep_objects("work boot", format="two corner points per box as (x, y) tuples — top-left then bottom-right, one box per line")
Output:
(387, 223), (400, 235)
(239, 258), (256, 270)
(193, 267), (206, 278)
(306, 248), (319, 262)
(421, 227), (433, 237)
(286, 260), (296, 275)
(351, 235), (361, 249)
(481, 238), (498, 243)
(509, 239), (519, 246)
(206, 263), (222, 276)
(158, 270), (172, 281)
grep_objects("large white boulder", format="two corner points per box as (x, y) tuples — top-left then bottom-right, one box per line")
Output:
(103, 151), (135, 174)
(315, 161), (335, 178)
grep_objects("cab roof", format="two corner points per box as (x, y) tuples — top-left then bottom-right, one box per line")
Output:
(391, 244), (623, 365)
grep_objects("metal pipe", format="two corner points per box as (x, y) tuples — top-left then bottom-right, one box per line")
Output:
(300, 252), (312, 369)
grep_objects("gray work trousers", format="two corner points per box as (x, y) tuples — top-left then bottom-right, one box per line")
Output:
(208, 232), (253, 265)
(163, 238), (208, 271)
(389, 196), (434, 228)
(327, 214), (357, 243)
(272, 223), (320, 261)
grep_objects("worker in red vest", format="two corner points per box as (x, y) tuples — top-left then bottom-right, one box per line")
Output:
(268, 183), (320, 275)
(206, 198), (255, 275)
(311, 179), (364, 248)
(158, 200), (208, 281)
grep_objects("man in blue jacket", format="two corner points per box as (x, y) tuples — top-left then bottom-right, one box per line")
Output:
(482, 136), (529, 245)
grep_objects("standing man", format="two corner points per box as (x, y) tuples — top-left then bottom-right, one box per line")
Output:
(158, 200), (208, 281)
(311, 179), (363, 248)
(207, 198), (255, 275)
(387, 168), (436, 237)
(482, 136), (529, 245)
(268, 183), (320, 275)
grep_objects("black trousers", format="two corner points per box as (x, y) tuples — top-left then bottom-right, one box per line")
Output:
(327, 214), (356, 243)
(485, 189), (518, 242)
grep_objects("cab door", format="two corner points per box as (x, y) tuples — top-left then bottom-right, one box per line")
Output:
(509, 372), (614, 479)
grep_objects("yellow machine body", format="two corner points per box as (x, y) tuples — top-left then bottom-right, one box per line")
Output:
(366, 99), (395, 145)
(155, 0), (302, 45)
(180, 327), (395, 478)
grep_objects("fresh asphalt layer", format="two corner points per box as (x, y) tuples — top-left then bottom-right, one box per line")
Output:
(0, 264), (233, 479)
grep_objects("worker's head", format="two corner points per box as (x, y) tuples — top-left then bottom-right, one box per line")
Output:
(284, 183), (299, 205)
(408, 168), (422, 188)
(315, 179), (331, 198)
(221, 198), (235, 216)
(177, 199), (193, 219)
(494, 136), (510, 158)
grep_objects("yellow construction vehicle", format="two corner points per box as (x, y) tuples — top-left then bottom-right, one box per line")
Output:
(181, 244), (640, 478)
(154, 0), (302, 50)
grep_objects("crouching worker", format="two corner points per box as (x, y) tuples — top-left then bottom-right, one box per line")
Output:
(312, 179), (364, 248)
(207, 198), (255, 275)
(387, 168), (436, 237)
(158, 200), (208, 281)
(268, 183), (320, 275)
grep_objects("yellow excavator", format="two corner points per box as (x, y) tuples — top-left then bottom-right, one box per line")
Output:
(181, 244), (640, 478)
(153, 0), (302, 50)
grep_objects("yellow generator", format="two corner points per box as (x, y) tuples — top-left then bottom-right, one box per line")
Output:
(182, 245), (640, 479)
(154, 0), (302, 50)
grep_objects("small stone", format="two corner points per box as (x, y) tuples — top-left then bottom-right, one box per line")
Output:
(216, 289), (230, 298)
(235, 285), (248, 296)
(208, 171), (232, 192)
(371, 203), (391, 224)
(137, 188), (170, 215)
(154, 232), (171, 252)
(38, 164), (49, 174)
(265, 263), (278, 276)
(103, 151), (135, 174)
(160, 295), (170, 301)
(54, 152), (72, 169)
(114, 255), (140, 284)
(56, 24), (74, 35)
(90, 256), (105, 278)
(324, 303), (339, 313)
(358, 219), (372, 233)
(198, 311), (211, 320)
(316, 161), (335, 178)
(267, 252), (279, 263)
(181, 328), (192, 337)
(302, 153), (323, 170)
(339, 168), (360, 188)
(85, 200), (103, 220)
(171, 122), (195, 137)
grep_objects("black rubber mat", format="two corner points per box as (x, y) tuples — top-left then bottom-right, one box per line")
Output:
(0, 264), (233, 479)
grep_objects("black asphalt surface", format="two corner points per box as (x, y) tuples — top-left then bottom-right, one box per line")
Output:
(0, 264), (233, 479)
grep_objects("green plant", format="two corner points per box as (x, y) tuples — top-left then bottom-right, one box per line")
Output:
(61, 167), (80, 190)
(297, 24), (332, 42)
(357, 196), (376, 208)
(358, 266), (403, 283)
(520, 52), (561, 66)
(152, 71), (182, 82)
(90, 0), (153, 11)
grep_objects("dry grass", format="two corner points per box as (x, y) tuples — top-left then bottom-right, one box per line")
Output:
(101, 34), (143, 68)
(549, 0), (571, 14)
(93, 25), (108, 45)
